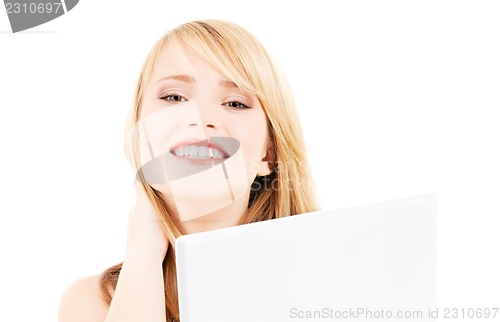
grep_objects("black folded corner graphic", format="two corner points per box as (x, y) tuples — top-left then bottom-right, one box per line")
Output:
(5, 0), (79, 33)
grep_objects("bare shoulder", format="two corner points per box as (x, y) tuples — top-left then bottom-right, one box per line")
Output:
(58, 274), (112, 322)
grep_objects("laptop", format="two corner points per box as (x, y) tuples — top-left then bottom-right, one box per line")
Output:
(175, 194), (437, 322)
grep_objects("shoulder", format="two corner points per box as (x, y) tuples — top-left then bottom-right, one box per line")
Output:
(58, 274), (111, 322)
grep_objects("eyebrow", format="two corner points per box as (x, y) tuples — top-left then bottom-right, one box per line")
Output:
(156, 74), (239, 88)
(156, 74), (195, 83)
(219, 79), (239, 88)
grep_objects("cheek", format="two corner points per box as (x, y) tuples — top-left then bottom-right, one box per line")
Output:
(137, 104), (182, 168)
(231, 114), (269, 173)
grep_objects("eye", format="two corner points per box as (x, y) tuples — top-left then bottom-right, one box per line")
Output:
(160, 93), (188, 103)
(223, 101), (251, 109)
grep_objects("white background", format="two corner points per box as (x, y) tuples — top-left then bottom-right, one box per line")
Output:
(1, 1), (499, 321)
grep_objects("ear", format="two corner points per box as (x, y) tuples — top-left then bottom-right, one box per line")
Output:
(257, 141), (275, 177)
(257, 159), (272, 176)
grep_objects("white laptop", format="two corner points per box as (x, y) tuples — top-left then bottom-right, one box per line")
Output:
(175, 194), (437, 322)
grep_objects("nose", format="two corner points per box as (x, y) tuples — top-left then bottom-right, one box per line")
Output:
(188, 122), (215, 128)
(184, 100), (218, 129)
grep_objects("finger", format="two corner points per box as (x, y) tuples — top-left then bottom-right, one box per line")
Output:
(133, 179), (146, 199)
(133, 178), (140, 191)
(133, 180), (153, 210)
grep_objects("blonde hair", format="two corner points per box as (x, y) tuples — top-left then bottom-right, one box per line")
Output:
(100, 19), (318, 321)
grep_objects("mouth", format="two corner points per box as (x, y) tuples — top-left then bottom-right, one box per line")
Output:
(170, 139), (230, 160)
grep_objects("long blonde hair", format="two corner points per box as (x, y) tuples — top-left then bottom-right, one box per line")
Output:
(100, 19), (318, 321)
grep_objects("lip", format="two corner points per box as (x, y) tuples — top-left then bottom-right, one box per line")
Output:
(169, 138), (230, 160)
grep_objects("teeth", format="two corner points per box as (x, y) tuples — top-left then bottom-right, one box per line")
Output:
(198, 146), (209, 158)
(173, 145), (225, 159)
(211, 149), (224, 158)
(188, 146), (197, 157)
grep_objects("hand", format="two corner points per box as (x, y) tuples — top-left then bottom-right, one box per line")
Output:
(126, 180), (169, 261)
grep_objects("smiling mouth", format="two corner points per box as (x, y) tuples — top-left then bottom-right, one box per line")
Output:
(139, 137), (241, 183)
(170, 140), (230, 160)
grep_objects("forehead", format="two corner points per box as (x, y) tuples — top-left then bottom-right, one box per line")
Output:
(150, 44), (226, 84)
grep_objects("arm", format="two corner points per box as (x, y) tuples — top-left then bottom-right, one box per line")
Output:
(104, 248), (166, 322)
(58, 181), (169, 322)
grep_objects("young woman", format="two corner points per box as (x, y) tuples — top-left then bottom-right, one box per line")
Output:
(58, 19), (317, 322)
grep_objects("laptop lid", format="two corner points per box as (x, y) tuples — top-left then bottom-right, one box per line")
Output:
(175, 194), (437, 322)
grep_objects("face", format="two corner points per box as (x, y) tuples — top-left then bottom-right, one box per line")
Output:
(136, 44), (271, 225)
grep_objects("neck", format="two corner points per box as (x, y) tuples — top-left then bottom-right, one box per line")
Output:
(172, 192), (251, 235)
